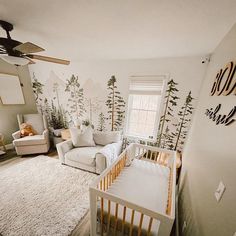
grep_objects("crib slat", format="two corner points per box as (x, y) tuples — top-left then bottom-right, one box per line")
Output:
(154, 151), (158, 162)
(107, 200), (111, 233)
(114, 203), (119, 234)
(106, 175), (109, 190)
(115, 165), (117, 178)
(100, 197), (104, 236)
(100, 180), (102, 190)
(166, 166), (173, 215)
(150, 151), (153, 160)
(121, 206), (127, 235)
(138, 213), (144, 236)
(147, 217), (153, 236)
(103, 178), (106, 191)
(129, 210), (135, 236)
(110, 171), (112, 185)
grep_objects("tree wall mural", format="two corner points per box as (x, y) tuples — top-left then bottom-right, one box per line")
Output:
(30, 68), (195, 152)
(32, 73), (44, 113)
(106, 75), (126, 131)
(97, 112), (106, 131)
(157, 79), (180, 148)
(65, 74), (85, 123)
(173, 91), (194, 151)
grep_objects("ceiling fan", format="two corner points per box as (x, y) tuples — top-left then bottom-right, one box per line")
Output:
(0, 20), (70, 66)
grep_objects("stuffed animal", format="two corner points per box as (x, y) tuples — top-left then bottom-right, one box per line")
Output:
(20, 123), (36, 137)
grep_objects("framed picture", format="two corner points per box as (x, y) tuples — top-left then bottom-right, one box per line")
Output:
(0, 73), (25, 105)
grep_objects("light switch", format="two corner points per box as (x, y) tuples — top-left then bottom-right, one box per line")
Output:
(215, 181), (226, 202)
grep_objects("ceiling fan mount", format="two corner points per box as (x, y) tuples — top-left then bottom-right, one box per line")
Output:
(0, 20), (70, 65)
(0, 20), (14, 37)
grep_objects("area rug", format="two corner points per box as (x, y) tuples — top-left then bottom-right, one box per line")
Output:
(0, 156), (96, 236)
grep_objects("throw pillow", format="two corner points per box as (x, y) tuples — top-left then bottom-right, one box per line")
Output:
(93, 131), (121, 146)
(70, 126), (95, 147)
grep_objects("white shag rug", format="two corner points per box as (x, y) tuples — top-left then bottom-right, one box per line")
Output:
(0, 156), (96, 236)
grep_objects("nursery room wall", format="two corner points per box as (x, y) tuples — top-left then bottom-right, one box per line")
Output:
(0, 60), (37, 144)
(29, 55), (207, 151)
(179, 23), (236, 236)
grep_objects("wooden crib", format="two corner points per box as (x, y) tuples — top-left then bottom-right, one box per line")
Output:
(89, 143), (177, 236)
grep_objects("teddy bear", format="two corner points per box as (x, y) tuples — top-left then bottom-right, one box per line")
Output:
(20, 123), (36, 137)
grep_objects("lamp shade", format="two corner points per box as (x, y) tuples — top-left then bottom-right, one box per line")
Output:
(1, 55), (29, 66)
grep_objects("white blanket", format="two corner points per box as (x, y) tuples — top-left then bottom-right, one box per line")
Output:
(98, 143), (119, 167)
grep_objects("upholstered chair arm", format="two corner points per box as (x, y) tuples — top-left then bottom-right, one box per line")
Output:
(95, 154), (107, 174)
(43, 129), (49, 139)
(56, 140), (73, 164)
(12, 130), (21, 140)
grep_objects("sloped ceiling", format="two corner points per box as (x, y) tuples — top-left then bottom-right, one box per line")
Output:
(0, 0), (236, 60)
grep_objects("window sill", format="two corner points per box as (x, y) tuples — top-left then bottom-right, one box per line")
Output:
(124, 134), (156, 143)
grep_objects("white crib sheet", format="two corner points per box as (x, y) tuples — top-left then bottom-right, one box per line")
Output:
(107, 159), (170, 214)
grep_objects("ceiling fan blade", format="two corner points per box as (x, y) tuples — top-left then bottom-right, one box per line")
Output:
(24, 56), (36, 64)
(13, 42), (45, 54)
(28, 54), (70, 65)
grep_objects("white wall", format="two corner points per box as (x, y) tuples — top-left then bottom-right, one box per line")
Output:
(179, 24), (236, 236)
(0, 60), (37, 144)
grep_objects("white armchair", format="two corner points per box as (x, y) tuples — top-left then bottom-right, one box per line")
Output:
(12, 114), (50, 155)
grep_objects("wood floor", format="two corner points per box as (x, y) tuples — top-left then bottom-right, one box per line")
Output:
(0, 148), (91, 236)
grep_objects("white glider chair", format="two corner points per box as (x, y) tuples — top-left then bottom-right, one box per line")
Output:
(12, 114), (50, 155)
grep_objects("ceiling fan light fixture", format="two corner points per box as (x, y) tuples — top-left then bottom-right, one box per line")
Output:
(0, 55), (29, 66)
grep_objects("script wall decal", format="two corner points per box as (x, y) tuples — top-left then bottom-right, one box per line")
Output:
(205, 104), (236, 126)
(206, 61), (236, 126)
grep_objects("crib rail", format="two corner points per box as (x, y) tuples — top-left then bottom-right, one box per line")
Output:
(90, 143), (177, 236)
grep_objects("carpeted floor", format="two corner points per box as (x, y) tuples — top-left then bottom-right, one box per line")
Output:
(0, 155), (96, 236)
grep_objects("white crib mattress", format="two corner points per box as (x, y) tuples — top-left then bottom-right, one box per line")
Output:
(107, 159), (170, 214)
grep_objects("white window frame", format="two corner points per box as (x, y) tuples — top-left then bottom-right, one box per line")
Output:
(124, 75), (168, 141)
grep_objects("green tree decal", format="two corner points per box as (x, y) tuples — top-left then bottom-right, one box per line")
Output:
(50, 100), (68, 129)
(157, 79), (179, 148)
(173, 91), (194, 151)
(97, 112), (106, 131)
(32, 73), (44, 113)
(65, 74), (85, 122)
(43, 99), (67, 129)
(43, 98), (51, 124)
(32, 73), (44, 102)
(106, 75), (126, 131)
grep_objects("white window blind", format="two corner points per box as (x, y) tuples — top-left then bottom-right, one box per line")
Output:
(129, 77), (164, 95)
(125, 76), (165, 140)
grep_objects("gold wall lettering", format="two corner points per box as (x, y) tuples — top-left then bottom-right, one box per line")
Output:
(210, 61), (236, 96)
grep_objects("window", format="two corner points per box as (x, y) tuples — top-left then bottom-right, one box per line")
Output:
(125, 76), (166, 140)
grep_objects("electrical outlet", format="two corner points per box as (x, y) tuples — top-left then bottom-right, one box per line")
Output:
(215, 181), (226, 202)
(182, 221), (187, 232)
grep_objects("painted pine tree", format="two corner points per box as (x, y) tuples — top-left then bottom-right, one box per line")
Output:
(65, 74), (85, 122)
(157, 79), (179, 148)
(161, 126), (175, 150)
(97, 112), (106, 131)
(50, 100), (68, 129)
(43, 98), (51, 125)
(173, 91), (194, 151)
(106, 75), (126, 131)
(32, 73), (44, 112)
(52, 82), (68, 128)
